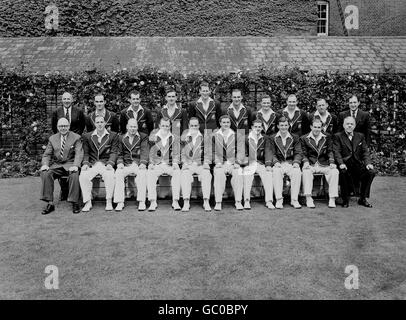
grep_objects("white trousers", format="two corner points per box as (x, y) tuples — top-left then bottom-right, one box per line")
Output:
(79, 162), (115, 203)
(181, 163), (212, 199)
(113, 163), (147, 203)
(213, 163), (243, 203)
(273, 162), (301, 201)
(302, 165), (339, 198)
(147, 163), (181, 201)
(243, 163), (273, 203)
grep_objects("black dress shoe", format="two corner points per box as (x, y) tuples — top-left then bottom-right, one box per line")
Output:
(358, 198), (373, 208)
(41, 203), (55, 215)
(72, 203), (81, 214)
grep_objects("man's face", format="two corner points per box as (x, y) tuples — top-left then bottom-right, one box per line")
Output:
(57, 120), (70, 135)
(189, 119), (199, 132)
(94, 95), (106, 110)
(159, 120), (171, 132)
(220, 118), (231, 130)
(311, 122), (322, 136)
(316, 100), (328, 114)
(349, 97), (360, 111)
(278, 121), (290, 133)
(231, 91), (242, 107)
(127, 120), (138, 136)
(62, 93), (73, 108)
(343, 118), (355, 133)
(261, 98), (272, 111)
(166, 92), (177, 105)
(287, 96), (297, 111)
(129, 94), (141, 107)
(252, 122), (263, 135)
(199, 86), (211, 99)
(95, 117), (106, 131)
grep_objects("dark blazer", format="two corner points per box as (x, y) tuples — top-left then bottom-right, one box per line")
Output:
(246, 133), (272, 166)
(338, 109), (371, 145)
(42, 131), (83, 170)
(188, 98), (223, 133)
(119, 105), (154, 135)
(155, 104), (189, 136)
(333, 131), (371, 166)
(85, 109), (120, 133)
(309, 112), (338, 135)
(268, 133), (302, 166)
(254, 109), (279, 136)
(117, 132), (149, 166)
(300, 133), (335, 166)
(181, 131), (212, 165)
(51, 106), (86, 135)
(277, 108), (310, 137)
(82, 131), (119, 167)
(226, 105), (254, 135)
(149, 130), (181, 165)
(212, 129), (245, 165)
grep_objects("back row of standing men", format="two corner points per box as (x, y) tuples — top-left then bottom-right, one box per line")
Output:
(40, 82), (375, 215)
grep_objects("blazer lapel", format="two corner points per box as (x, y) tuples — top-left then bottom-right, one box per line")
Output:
(342, 133), (353, 152)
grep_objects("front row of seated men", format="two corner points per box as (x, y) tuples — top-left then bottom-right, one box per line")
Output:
(40, 114), (376, 214)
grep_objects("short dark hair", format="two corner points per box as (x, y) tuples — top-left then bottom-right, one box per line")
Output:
(311, 117), (323, 126)
(129, 90), (140, 97)
(261, 94), (271, 101)
(252, 119), (263, 127)
(189, 117), (200, 124)
(199, 81), (210, 89)
(219, 115), (231, 122)
(159, 117), (171, 125)
(231, 88), (242, 95)
(277, 116), (289, 125)
(94, 92), (105, 100)
(165, 87), (177, 96)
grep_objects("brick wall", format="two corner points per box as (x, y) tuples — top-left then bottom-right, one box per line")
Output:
(329, 0), (406, 36)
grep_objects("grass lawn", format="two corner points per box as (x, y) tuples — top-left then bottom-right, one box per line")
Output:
(0, 176), (405, 300)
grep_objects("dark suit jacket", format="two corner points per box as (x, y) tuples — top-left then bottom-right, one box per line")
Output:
(155, 104), (189, 137)
(268, 133), (302, 166)
(246, 134), (272, 166)
(300, 133), (335, 166)
(254, 109), (279, 136)
(226, 105), (254, 135)
(42, 131), (83, 170)
(85, 109), (120, 133)
(82, 131), (119, 167)
(119, 106), (154, 135)
(333, 131), (371, 167)
(338, 109), (371, 145)
(188, 98), (223, 133)
(309, 112), (338, 135)
(277, 108), (310, 137)
(51, 106), (86, 135)
(117, 132), (149, 166)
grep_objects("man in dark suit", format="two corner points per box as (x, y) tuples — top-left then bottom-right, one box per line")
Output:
(51, 92), (86, 135)
(113, 118), (149, 212)
(338, 95), (372, 146)
(188, 81), (223, 134)
(85, 93), (120, 133)
(254, 94), (279, 136)
(226, 88), (254, 135)
(309, 98), (338, 135)
(333, 116), (376, 208)
(80, 115), (119, 212)
(119, 90), (154, 135)
(40, 117), (83, 214)
(277, 94), (310, 137)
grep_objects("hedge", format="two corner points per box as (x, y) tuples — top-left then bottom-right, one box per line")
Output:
(0, 65), (406, 178)
(0, 0), (316, 37)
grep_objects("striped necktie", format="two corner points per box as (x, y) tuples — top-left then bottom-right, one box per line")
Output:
(60, 135), (66, 158)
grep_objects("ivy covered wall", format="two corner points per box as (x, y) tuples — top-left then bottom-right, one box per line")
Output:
(0, 0), (317, 37)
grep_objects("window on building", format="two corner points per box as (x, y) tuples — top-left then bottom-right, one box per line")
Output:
(317, 1), (329, 36)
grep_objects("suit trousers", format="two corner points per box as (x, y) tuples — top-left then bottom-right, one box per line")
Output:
(302, 165), (339, 198)
(339, 163), (376, 200)
(40, 167), (80, 203)
(273, 162), (302, 201)
(213, 163), (243, 203)
(180, 163), (212, 199)
(243, 163), (273, 203)
(113, 163), (147, 203)
(79, 162), (115, 203)
(146, 163), (181, 201)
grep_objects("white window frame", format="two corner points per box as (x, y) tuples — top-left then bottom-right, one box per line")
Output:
(317, 1), (329, 36)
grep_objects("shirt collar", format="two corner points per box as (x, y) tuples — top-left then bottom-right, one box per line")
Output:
(128, 105), (144, 113)
(156, 129), (173, 141)
(218, 128), (234, 139)
(92, 129), (109, 137)
(186, 130), (202, 138)
(124, 132), (140, 139)
(228, 103), (246, 111)
(163, 104), (180, 110)
(248, 131), (262, 143)
(276, 131), (292, 140)
(314, 110), (330, 118)
(197, 97), (213, 104)
(258, 108), (274, 115)
(308, 131), (326, 141)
